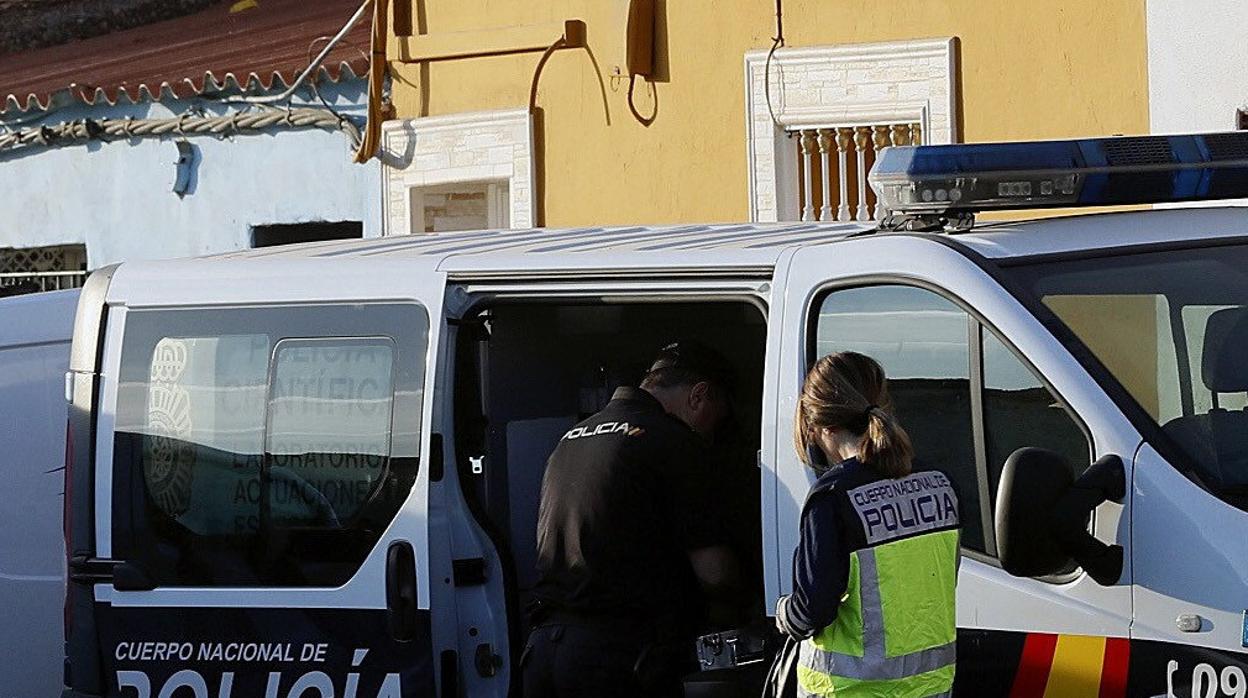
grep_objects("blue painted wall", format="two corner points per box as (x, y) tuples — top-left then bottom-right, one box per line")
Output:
(0, 81), (379, 267)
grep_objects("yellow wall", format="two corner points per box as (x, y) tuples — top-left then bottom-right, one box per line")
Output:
(389, 0), (1148, 227)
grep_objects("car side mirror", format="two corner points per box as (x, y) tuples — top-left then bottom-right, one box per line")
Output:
(994, 447), (1126, 586)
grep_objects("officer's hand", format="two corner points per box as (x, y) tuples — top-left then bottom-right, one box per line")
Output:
(774, 595), (804, 640)
(774, 595), (788, 634)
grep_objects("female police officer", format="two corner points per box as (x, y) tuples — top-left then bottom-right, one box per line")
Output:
(773, 352), (961, 697)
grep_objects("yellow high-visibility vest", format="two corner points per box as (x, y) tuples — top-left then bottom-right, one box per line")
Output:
(797, 470), (960, 698)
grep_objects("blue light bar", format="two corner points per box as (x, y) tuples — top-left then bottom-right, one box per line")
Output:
(869, 131), (1248, 216)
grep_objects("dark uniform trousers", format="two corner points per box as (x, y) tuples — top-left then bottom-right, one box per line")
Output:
(521, 620), (684, 698)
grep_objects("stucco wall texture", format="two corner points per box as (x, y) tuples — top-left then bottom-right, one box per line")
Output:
(1147, 0), (1248, 134)
(388, 0), (1150, 227)
(0, 86), (380, 268)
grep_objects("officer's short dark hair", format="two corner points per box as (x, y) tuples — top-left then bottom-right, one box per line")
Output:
(640, 340), (735, 396)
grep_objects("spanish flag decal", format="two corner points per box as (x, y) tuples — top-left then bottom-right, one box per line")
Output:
(1009, 634), (1130, 698)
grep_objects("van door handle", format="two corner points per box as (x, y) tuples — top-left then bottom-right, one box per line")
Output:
(386, 541), (418, 642)
(68, 555), (121, 585)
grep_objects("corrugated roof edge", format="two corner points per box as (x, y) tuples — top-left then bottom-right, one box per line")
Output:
(1, 61), (364, 116)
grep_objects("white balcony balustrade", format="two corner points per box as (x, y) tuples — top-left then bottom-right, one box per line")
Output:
(791, 122), (922, 223)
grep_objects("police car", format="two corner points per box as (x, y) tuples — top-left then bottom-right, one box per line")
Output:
(61, 131), (1248, 698)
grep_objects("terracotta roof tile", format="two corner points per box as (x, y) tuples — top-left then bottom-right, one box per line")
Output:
(0, 0), (369, 115)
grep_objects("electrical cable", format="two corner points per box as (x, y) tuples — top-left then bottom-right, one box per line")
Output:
(0, 106), (361, 156)
(228, 0), (372, 104)
(627, 74), (656, 126)
(306, 36), (351, 131)
(764, 0), (785, 129)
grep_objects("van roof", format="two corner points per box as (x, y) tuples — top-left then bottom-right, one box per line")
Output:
(208, 221), (874, 274)
(952, 206), (1248, 259)
(188, 206), (1248, 275)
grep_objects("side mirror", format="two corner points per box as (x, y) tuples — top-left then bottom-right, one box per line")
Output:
(994, 448), (1126, 586)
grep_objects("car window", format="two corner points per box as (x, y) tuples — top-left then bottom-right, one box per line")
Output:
(134, 334), (269, 538)
(814, 285), (983, 551)
(266, 338), (396, 529)
(982, 328), (1090, 508)
(112, 304), (426, 587)
(1011, 245), (1248, 501)
(813, 284), (1091, 559)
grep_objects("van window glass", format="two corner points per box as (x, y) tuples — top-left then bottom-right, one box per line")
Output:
(1043, 294), (1182, 424)
(1181, 305), (1248, 415)
(814, 285), (984, 552)
(981, 328), (1090, 505)
(266, 338), (395, 528)
(1010, 244), (1248, 509)
(133, 335), (269, 536)
(113, 304), (427, 587)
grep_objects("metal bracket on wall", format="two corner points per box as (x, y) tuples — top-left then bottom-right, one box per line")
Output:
(172, 141), (195, 197)
(388, 19), (586, 63)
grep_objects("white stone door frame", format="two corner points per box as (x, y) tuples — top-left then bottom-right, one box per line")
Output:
(381, 108), (535, 235)
(744, 38), (959, 222)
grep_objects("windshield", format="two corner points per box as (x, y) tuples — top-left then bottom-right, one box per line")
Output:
(1007, 241), (1248, 505)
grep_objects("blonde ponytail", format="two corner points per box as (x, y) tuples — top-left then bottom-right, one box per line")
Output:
(795, 352), (914, 479)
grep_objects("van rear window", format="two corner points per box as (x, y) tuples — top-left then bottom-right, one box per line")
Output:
(112, 304), (427, 587)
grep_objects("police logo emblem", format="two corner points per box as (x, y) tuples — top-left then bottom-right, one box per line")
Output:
(144, 339), (195, 518)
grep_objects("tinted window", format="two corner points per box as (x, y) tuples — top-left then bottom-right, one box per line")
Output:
(815, 286), (983, 551)
(135, 335), (269, 538)
(813, 285), (1091, 560)
(266, 338), (395, 529)
(113, 305), (427, 587)
(1009, 245), (1248, 503)
(1180, 305), (1248, 415)
(982, 328), (1089, 506)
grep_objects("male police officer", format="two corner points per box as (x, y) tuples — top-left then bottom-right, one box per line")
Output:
(522, 341), (742, 698)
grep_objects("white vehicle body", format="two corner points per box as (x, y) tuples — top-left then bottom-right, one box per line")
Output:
(0, 289), (78, 698)
(61, 207), (1248, 698)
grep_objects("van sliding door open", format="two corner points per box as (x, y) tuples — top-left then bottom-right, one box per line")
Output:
(77, 261), (448, 698)
(445, 295), (770, 694)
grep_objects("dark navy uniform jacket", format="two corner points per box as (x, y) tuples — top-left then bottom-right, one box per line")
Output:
(532, 386), (728, 630)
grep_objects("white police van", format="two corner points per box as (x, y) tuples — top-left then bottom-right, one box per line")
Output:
(62, 131), (1248, 698)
